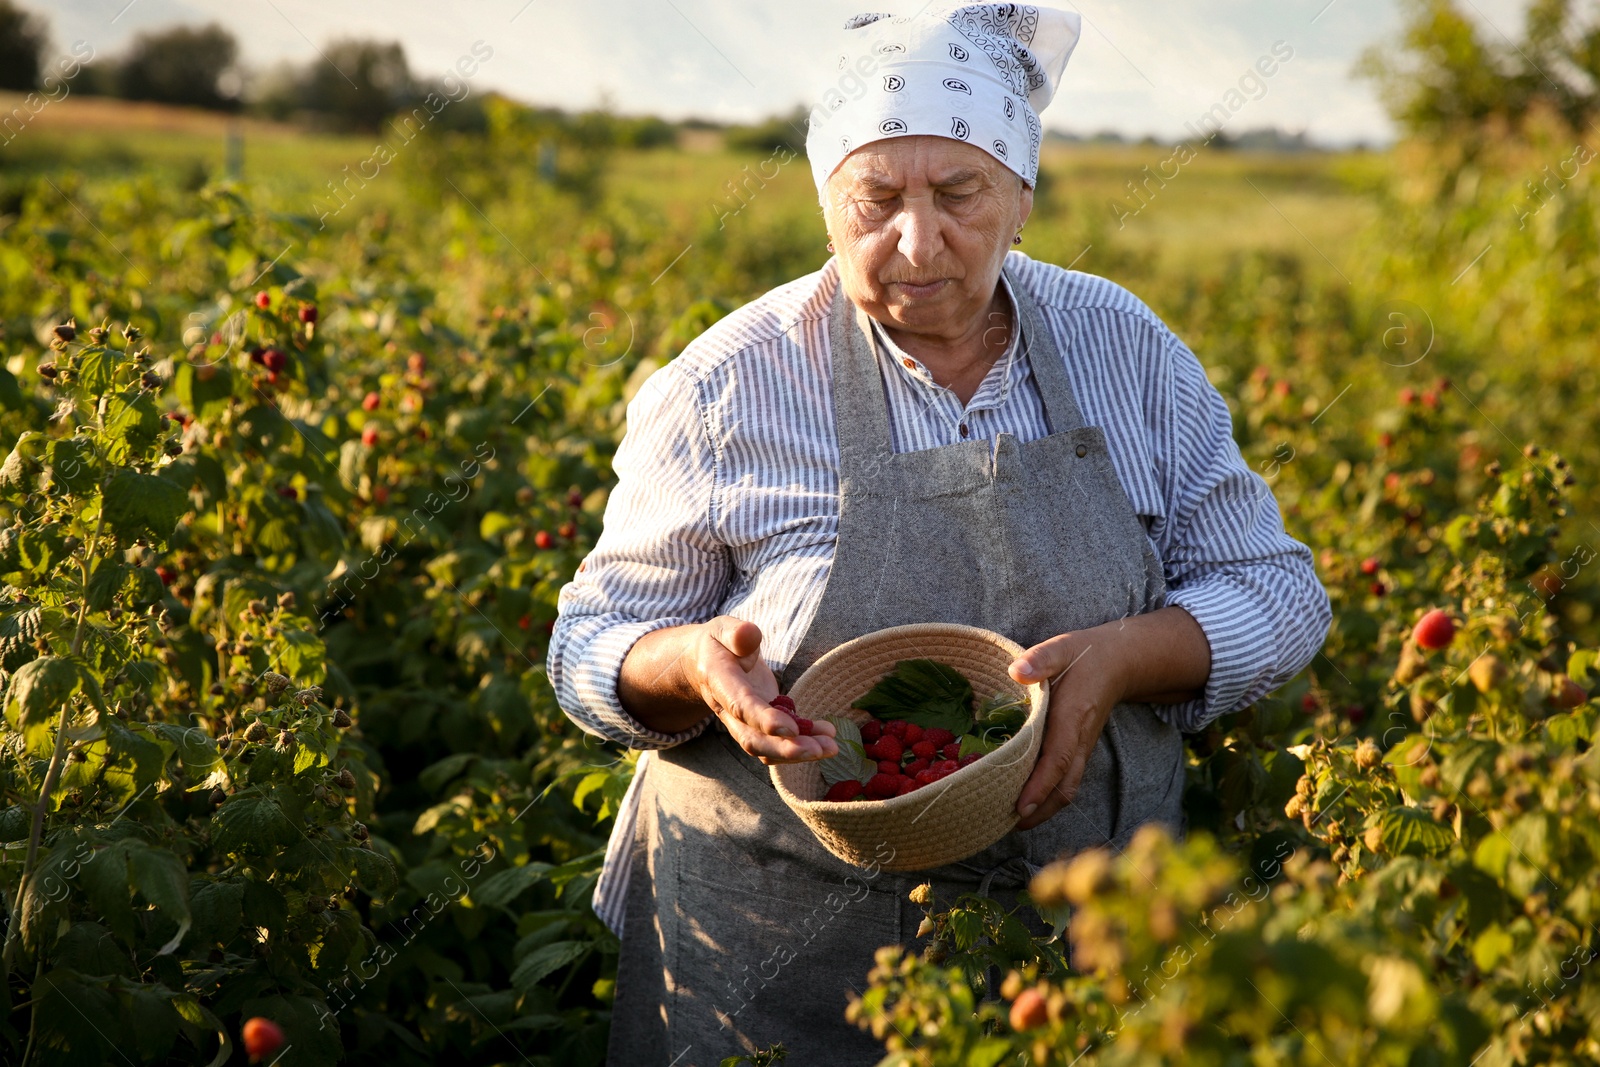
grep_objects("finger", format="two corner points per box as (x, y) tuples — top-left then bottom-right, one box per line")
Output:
(719, 708), (838, 763)
(1010, 632), (1083, 685)
(1014, 696), (1086, 827)
(706, 665), (838, 761)
(709, 616), (765, 670)
(1017, 737), (1093, 831)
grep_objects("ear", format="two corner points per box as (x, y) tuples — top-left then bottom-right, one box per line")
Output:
(1017, 178), (1035, 231)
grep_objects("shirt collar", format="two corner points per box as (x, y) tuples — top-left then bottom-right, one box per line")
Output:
(868, 272), (1021, 413)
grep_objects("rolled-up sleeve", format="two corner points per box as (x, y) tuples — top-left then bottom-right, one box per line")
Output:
(546, 365), (728, 749)
(1149, 334), (1331, 732)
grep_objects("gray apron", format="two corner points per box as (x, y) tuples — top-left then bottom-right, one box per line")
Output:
(605, 264), (1186, 1067)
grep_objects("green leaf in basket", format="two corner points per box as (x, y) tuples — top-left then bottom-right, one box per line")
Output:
(975, 690), (1028, 733)
(958, 732), (1000, 758)
(818, 717), (876, 787)
(851, 659), (974, 735)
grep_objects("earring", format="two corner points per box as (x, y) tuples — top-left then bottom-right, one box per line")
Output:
(827, 238), (835, 252)
(1012, 233), (1023, 245)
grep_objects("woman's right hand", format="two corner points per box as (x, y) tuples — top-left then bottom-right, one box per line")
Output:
(617, 616), (837, 764)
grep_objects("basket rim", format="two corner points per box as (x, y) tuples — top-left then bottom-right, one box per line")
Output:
(775, 622), (1049, 812)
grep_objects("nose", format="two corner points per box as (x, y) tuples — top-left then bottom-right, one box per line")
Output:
(894, 196), (944, 267)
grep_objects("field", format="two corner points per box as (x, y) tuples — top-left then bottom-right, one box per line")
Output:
(1, 88), (1598, 1067)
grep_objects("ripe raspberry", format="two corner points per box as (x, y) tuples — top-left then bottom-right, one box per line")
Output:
(904, 758), (931, 777)
(914, 769), (940, 786)
(860, 720), (883, 743)
(910, 740), (936, 760)
(924, 728), (956, 748)
(558, 521), (577, 539)
(941, 742), (962, 761)
(932, 759), (959, 776)
(1359, 557), (1379, 575)
(298, 303), (318, 324)
(959, 753), (982, 767)
(568, 488), (585, 508)
(534, 530), (554, 550)
(865, 773), (900, 799)
(866, 736), (903, 762)
(361, 425), (379, 447)
(362, 391), (381, 411)
(825, 777), (864, 799)
(255, 291), (271, 309)
(261, 348), (288, 372)
(894, 776), (920, 796)
(769, 694), (796, 712)
(883, 720), (909, 739)
(877, 760), (901, 776)
(793, 717), (815, 736)
(825, 779), (865, 802)
(1413, 608), (1456, 650)
(903, 723), (924, 745)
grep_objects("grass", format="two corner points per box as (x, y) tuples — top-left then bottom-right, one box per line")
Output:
(1, 92), (1387, 290)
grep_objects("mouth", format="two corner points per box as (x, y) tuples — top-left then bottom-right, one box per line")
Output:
(889, 278), (949, 298)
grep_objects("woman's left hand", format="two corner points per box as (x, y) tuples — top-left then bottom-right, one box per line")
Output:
(1006, 607), (1212, 832)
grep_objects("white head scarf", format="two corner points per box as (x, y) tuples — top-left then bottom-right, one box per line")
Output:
(804, 4), (1082, 193)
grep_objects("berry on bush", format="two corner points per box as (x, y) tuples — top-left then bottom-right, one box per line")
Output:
(254, 291), (271, 310)
(1413, 608), (1456, 649)
(242, 1017), (284, 1063)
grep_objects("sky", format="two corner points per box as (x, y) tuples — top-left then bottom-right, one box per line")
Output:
(38, 0), (1534, 146)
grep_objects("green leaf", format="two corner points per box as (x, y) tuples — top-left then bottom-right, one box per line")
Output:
(189, 880), (245, 948)
(1379, 806), (1455, 856)
(45, 436), (98, 494)
(175, 360), (234, 419)
(78, 839), (137, 944)
(946, 907), (984, 950)
(73, 347), (122, 394)
(851, 659), (974, 735)
(1569, 649), (1596, 687)
(213, 790), (302, 854)
(102, 391), (163, 463)
(3, 655), (80, 732)
(958, 732), (1001, 758)
(509, 940), (588, 993)
(103, 468), (189, 542)
(1472, 924), (1515, 971)
(474, 862), (553, 910)
(350, 846), (399, 898)
(86, 558), (126, 612)
(419, 753), (476, 793)
(818, 717), (875, 787)
(129, 844), (192, 954)
(0, 430), (45, 498)
(1474, 834), (1512, 880)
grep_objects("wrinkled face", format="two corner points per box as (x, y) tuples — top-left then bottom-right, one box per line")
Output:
(822, 135), (1033, 341)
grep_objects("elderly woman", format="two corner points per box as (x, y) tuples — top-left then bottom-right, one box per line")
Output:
(549, 4), (1330, 1064)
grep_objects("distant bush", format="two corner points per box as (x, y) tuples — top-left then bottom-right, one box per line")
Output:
(117, 23), (240, 110)
(0, 0), (47, 92)
(725, 107), (808, 154)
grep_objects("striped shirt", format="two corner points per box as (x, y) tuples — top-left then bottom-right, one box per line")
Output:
(548, 252), (1331, 933)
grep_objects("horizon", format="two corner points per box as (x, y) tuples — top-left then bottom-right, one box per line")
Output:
(34, 0), (1534, 149)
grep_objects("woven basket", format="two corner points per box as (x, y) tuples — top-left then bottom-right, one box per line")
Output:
(770, 623), (1048, 872)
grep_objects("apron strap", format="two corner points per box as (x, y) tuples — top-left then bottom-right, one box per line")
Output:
(1002, 260), (1088, 436)
(828, 278), (897, 484)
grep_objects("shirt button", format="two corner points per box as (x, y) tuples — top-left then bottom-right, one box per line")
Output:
(959, 423), (969, 438)
(902, 358), (916, 370)
(1075, 444), (1088, 458)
